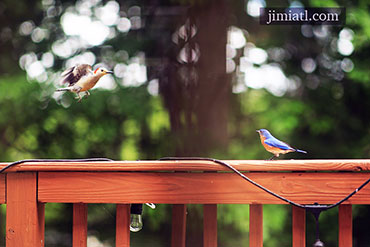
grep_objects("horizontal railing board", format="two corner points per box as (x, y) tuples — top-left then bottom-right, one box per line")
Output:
(1, 159), (370, 172)
(38, 172), (370, 204)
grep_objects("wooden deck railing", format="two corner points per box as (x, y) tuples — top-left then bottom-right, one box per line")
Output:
(1, 159), (370, 247)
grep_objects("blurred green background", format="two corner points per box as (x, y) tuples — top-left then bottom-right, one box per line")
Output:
(0, 0), (369, 246)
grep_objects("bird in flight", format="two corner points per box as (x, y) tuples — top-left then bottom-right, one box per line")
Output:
(56, 64), (113, 102)
(256, 129), (307, 160)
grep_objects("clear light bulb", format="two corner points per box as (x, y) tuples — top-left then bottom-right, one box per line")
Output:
(130, 214), (143, 232)
(130, 204), (143, 232)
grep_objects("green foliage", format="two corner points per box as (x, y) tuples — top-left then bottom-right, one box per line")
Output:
(0, 76), (171, 161)
(1, 0), (370, 246)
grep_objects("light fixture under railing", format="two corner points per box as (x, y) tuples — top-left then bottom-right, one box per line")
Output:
(129, 203), (156, 232)
(130, 204), (143, 232)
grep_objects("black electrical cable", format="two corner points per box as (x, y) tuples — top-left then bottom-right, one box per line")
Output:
(3, 156), (364, 244)
(159, 156), (370, 246)
(3, 156), (368, 210)
(0, 158), (114, 173)
(159, 157), (370, 210)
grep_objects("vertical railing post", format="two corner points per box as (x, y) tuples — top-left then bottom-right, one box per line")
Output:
(38, 202), (45, 246)
(339, 204), (352, 247)
(249, 204), (263, 247)
(0, 174), (5, 246)
(292, 206), (305, 247)
(203, 204), (217, 247)
(172, 204), (187, 247)
(116, 204), (130, 247)
(73, 203), (88, 247)
(6, 172), (45, 247)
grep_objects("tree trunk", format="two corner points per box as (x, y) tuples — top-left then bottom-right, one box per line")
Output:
(158, 0), (230, 156)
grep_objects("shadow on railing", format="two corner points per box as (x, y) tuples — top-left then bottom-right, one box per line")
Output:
(1, 159), (370, 247)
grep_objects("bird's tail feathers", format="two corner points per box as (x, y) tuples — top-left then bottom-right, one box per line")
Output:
(56, 87), (72, 92)
(295, 149), (307, 154)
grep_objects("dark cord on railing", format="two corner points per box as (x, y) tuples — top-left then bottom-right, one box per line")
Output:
(2, 157), (369, 246)
(0, 158), (114, 173)
(159, 157), (370, 247)
(3, 157), (368, 209)
(160, 156), (370, 210)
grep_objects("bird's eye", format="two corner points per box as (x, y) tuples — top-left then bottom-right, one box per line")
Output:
(100, 69), (104, 72)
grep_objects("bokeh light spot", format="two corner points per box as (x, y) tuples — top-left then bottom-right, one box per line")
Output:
(301, 58), (317, 73)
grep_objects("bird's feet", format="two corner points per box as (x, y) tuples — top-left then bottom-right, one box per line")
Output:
(267, 155), (277, 161)
(75, 94), (83, 103)
(75, 92), (89, 102)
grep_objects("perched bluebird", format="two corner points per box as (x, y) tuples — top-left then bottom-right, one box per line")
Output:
(256, 129), (307, 160)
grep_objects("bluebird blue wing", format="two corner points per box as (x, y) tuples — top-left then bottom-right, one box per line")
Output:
(264, 138), (294, 151)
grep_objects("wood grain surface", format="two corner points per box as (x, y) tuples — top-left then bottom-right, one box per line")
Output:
(0, 174), (5, 203)
(292, 206), (305, 247)
(203, 204), (217, 247)
(6, 173), (44, 247)
(1, 159), (370, 172)
(339, 204), (352, 247)
(38, 172), (370, 204)
(116, 204), (130, 247)
(73, 203), (88, 247)
(171, 204), (187, 247)
(249, 204), (263, 247)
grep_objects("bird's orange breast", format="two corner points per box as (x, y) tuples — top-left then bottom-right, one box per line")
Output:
(259, 135), (293, 155)
(75, 77), (99, 92)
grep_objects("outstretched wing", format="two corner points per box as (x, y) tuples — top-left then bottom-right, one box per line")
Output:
(60, 64), (92, 86)
(264, 138), (294, 151)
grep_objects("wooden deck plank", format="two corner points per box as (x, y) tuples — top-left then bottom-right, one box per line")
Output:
(339, 204), (352, 247)
(73, 203), (88, 247)
(203, 204), (217, 247)
(249, 204), (263, 247)
(116, 204), (130, 247)
(171, 204), (187, 247)
(38, 172), (370, 204)
(292, 206), (305, 247)
(6, 172), (44, 247)
(1, 159), (370, 172)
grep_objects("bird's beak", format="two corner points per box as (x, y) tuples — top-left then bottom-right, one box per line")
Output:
(105, 71), (114, 75)
(256, 130), (260, 133)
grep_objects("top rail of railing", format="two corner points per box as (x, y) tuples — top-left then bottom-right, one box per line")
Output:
(0, 159), (369, 172)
